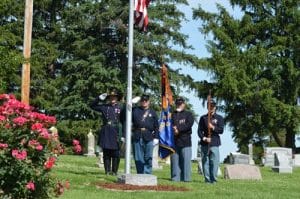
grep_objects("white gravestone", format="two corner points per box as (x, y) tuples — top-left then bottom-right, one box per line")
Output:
(152, 144), (162, 169)
(293, 154), (300, 167)
(229, 153), (250, 164)
(272, 153), (293, 173)
(248, 143), (255, 165)
(85, 130), (96, 157)
(264, 147), (293, 167)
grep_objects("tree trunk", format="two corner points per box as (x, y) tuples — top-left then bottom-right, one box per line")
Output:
(272, 131), (283, 147)
(285, 127), (296, 151)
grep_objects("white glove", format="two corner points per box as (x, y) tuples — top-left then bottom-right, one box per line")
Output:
(121, 137), (125, 143)
(153, 138), (159, 146)
(99, 93), (107, 100)
(132, 96), (141, 104)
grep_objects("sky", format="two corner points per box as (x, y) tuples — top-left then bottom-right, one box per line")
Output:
(173, 0), (243, 161)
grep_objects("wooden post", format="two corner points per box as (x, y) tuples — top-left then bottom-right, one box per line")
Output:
(21, 0), (33, 105)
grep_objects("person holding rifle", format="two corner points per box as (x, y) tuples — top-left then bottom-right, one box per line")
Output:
(198, 98), (224, 184)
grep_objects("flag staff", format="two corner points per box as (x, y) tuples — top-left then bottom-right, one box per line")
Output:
(125, 0), (135, 174)
(21, 0), (33, 105)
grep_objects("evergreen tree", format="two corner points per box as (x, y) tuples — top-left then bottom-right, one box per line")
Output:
(193, 0), (300, 152)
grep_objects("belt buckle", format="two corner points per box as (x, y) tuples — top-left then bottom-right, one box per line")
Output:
(107, 121), (112, 125)
(140, 128), (146, 132)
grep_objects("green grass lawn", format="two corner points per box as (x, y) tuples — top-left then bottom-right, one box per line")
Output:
(53, 155), (300, 199)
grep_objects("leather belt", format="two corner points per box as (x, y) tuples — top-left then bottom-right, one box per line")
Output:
(135, 128), (147, 132)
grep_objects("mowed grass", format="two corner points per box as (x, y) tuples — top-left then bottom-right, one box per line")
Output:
(53, 155), (300, 199)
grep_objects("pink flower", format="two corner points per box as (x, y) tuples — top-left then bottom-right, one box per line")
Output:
(73, 144), (82, 154)
(72, 139), (80, 146)
(31, 123), (43, 131)
(12, 149), (27, 160)
(26, 181), (35, 191)
(36, 145), (43, 151)
(44, 157), (56, 170)
(0, 94), (9, 100)
(12, 116), (28, 126)
(0, 115), (5, 122)
(39, 128), (50, 139)
(0, 143), (8, 149)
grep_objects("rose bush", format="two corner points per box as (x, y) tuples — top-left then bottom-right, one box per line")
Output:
(0, 94), (66, 198)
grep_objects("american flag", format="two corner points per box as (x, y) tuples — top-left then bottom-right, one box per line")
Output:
(134, 0), (151, 31)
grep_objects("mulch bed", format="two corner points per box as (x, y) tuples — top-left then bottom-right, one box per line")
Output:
(95, 182), (190, 192)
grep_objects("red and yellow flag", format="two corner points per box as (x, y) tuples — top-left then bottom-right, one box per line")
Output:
(161, 64), (173, 110)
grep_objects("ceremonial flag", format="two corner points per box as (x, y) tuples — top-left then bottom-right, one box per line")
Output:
(134, 0), (151, 31)
(159, 64), (175, 159)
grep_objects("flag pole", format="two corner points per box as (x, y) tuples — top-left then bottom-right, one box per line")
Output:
(125, 0), (135, 174)
(21, 0), (33, 105)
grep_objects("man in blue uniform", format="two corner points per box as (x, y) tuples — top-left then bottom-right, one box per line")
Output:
(171, 97), (194, 182)
(132, 94), (159, 174)
(198, 99), (224, 183)
(90, 89), (124, 175)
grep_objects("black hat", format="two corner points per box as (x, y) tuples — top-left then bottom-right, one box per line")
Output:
(107, 88), (120, 97)
(208, 99), (217, 106)
(141, 94), (150, 101)
(175, 97), (185, 106)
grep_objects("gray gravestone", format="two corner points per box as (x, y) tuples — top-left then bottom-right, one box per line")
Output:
(118, 174), (157, 186)
(264, 147), (293, 167)
(84, 130), (96, 157)
(229, 153), (250, 164)
(224, 164), (262, 180)
(152, 144), (162, 170)
(248, 143), (255, 165)
(293, 154), (300, 167)
(272, 153), (293, 173)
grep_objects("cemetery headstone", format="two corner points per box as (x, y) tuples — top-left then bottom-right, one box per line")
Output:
(229, 153), (250, 164)
(152, 144), (162, 169)
(224, 164), (262, 180)
(272, 153), (293, 173)
(264, 147), (293, 167)
(293, 154), (300, 167)
(84, 130), (96, 157)
(118, 174), (157, 186)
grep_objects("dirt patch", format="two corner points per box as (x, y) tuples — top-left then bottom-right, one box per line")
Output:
(95, 182), (190, 192)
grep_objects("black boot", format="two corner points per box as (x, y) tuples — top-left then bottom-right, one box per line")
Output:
(112, 157), (120, 175)
(104, 157), (111, 175)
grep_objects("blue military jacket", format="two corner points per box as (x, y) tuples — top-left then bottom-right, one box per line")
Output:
(90, 97), (124, 150)
(198, 113), (224, 147)
(132, 106), (159, 142)
(172, 110), (194, 147)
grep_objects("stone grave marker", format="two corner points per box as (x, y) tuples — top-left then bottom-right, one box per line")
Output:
(293, 154), (300, 167)
(118, 174), (157, 186)
(229, 153), (250, 164)
(264, 147), (293, 167)
(272, 153), (293, 173)
(84, 130), (96, 157)
(224, 164), (262, 180)
(152, 144), (162, 170)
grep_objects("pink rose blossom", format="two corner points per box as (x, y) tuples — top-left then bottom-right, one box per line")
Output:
(31, 123), (43, 131)
(12, 149), (27, 160)
(0, 115), (5, 122)
(44, 157), (56, 170)
(72, 139), (80, 146)
(36, 145), (43, 151)
(0, 143), (8, 149)
(26, 181), (35, 191)
(12, 116), (28, 126)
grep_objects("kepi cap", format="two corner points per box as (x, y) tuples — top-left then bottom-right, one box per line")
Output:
(175, 97), (185, 106)
(141, 94), (150, 101)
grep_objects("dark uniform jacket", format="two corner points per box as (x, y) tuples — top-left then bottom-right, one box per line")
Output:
(172, 110), (194, 147)
(132, 106), (159, 142)
(198, 113), (224, 147)
(90, 97), (124, 150)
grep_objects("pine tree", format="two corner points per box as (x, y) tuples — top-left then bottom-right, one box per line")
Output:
(193, 0), (300, 152)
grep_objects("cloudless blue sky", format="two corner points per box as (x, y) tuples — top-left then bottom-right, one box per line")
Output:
(172, 0), (243, 161)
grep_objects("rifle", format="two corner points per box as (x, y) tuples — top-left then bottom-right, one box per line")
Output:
(207, 90), (212, 141)
(207, 90), (212, 155)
